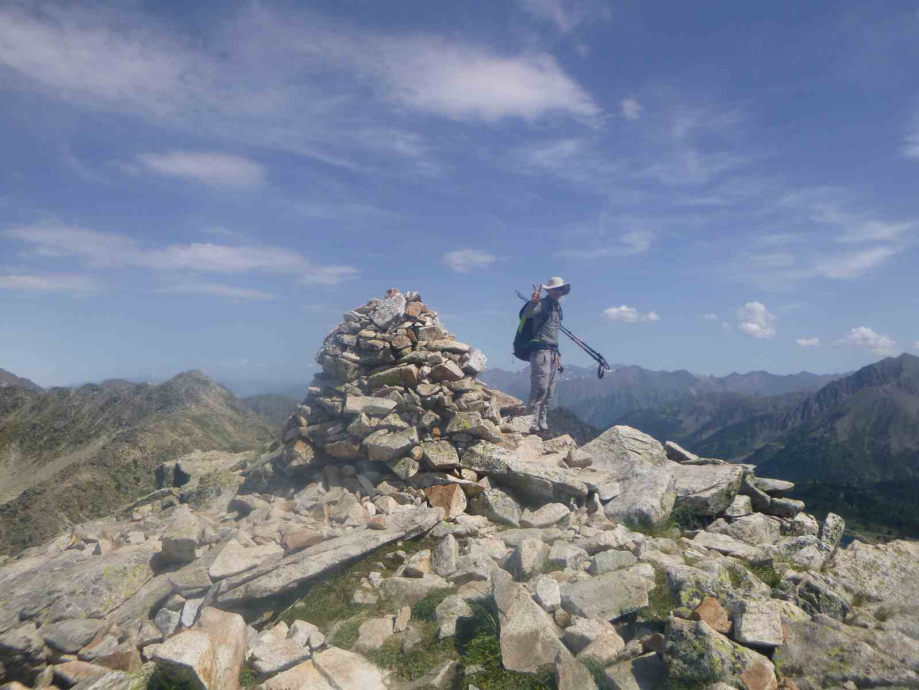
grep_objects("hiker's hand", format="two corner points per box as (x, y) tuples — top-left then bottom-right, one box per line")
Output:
(531, 284), (541, 303)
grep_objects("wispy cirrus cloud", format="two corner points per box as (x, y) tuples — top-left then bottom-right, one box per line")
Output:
(0, 273), (100, 296)
(0, 1), (601, 178)
(134, 152), (266, 189)
(154, 281), (275, 301)
(602, 305), (660, 322)
(836, 326), (900, 357)
(796, 337), (820, 347)
(703, 313), (718, 322)
(443, 249), (498, 273)
(620, 97), (642, 120)
(517, 0), (612, 34)
(2, 224), (358, 291)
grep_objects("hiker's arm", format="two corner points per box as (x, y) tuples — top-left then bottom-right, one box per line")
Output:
(523, 300), (544, 318)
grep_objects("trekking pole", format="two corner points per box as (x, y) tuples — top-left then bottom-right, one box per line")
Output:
(515, 291), (612, 379)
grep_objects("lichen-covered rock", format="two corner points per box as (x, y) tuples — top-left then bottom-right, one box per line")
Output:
(468, 488), (521, 527)
(664, 618), (776, 690)
(560, 567), (652, 621)
(670, 462), (744, 516)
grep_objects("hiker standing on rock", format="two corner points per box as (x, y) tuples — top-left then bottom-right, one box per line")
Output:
(522, 277), (569, 436)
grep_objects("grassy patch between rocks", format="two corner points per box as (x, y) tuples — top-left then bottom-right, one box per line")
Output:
(662, 669), (722, 690)
(637, 568), (675, 622)
(365, 622), (457, 682)
(238, 664), (260, 688)
(740, 561), (783, 589)
(411, 587), (457, 621)
(280, 535), (433, 630)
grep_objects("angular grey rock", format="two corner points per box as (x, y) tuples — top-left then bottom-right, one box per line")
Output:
(468, 488), (521, 527)
(670, 463), (744, 516)
(521, 503), (570, 529)
(260, 661), (332, 690)
(216, 508), (443, 606)
(560, 567), (651, 621)
(691, 532), (766, 561)
(312, 647), (387, 689)
(379, 577), (451, 608)
(555, 651), (599, 690)
(429, 361), (465, 382)
(364, 427), (419, 462)
(787, 512), (819, 537)
(766, 496), (805, 517)
(732, 600), (783, 648)
(287, 620), (319, 648)
(492, 570), (572, 673)
(706, 514), (779, 546)
(563, 617), (616, 654)
(343, 396), (398, 416)
(0, 623), (49, 687)
(369, 293), (406, 329)
(161, 508), (204, 564)
(154, 609), (181, 639)
(508, 538), (549, 581)
(353, 617), (394, 653)
(723, 495), (753, 518)
(534, 576), (561, 613)
(818, 512), (845, 553)
(153, 607), (246, 690)
(421, 441), (460, 471)
(665, 441), (699, 463)
(432, 535), (459, 577)
(433, 595), (472, 640)
(604, 653), (666, 690)
(664, 618), (776, 690)
(38, 619), (106, 654)
(580, 428), (677, 527)
(461, 348), (488, 376)
(251, 639), (312, 674)
(577, 632), (625, 667)
(460, 442), (588, 501)
(208, 540), (284, 581)
(752, 477), (794, 494)
(548, 542), (589, 571)
(588, 549), (637, 575)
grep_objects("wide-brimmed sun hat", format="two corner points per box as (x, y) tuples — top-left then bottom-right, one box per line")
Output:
(542, 276), (571, 295)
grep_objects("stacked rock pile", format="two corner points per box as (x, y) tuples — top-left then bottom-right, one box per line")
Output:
(244, 287), (590, 522)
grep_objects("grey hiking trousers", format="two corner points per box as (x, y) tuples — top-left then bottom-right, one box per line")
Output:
(527, 349), (559, 431)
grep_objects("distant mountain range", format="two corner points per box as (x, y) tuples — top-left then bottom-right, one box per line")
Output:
(0, 368), (43, 393)
(480, 363), (845, 430)
(0, 370), (276, 556)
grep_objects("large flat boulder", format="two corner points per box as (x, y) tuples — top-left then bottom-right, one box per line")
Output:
(152, 608), (247, 690)
(216, 508), (442, 605)
(669, 462), (744, 516)
(560, 567), (652, 621)
(492, 570), (571, 673)
(312, 647), (387, 689)
(460, 442), (587, 501)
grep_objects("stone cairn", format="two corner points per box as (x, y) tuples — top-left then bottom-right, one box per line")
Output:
(244, 287), (576, 521)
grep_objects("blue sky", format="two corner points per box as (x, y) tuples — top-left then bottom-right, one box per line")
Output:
(2, 0), (919, 389)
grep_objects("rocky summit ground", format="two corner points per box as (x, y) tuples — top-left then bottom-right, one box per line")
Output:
(1, 288), (918, 690)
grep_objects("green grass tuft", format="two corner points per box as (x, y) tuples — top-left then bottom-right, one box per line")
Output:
(411, 588), (457, 621)
(365, 623), (457, 682)
(329, 616), (365, 650)
(637, 568), (675, 621)
(238, 664), (260, 688)
(461, 628), (555, 690)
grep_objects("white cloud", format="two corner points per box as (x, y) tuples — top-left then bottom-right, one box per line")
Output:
(0, 3), (600, 178)
(0, 273), (99, 295)
(811, 203), (915, 244)
(443, 249), (497, 273)
(620, 97), (642, 120)
(836, 327), (900, 357)
(517, 0), (612, 33)
(378, 39), (601, 124)
(602, 305), (660, 323)
(814, 246), (898, 279)
(796, 337), (820, 347)
(135, 152), (265, 189)
(300, 265), (360, 286)
(155, 282), (275, 300)
(721, 322), (734, 333)
(559, 229), (654, 259)
(735, 301), (777, 339)
(3, 224), (358, 286)
(703, 313), (718, 322)
(903, 130), (919, 159)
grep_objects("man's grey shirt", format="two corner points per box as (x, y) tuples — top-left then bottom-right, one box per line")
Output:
(523, 297), (562, 348)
